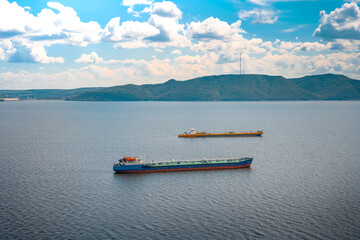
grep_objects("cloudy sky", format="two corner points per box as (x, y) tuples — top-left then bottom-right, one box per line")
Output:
(0, 0), (359, 89)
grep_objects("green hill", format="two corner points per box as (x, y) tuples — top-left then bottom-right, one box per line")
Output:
(2, 74), (359, 101)
(69, 74), (360, 101)
(0, 88), (103, 100)
(289, 74), (360, 100)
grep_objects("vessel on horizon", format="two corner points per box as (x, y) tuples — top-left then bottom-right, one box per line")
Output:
(178, 128), (263, 138)
(113, 156), (253, 173)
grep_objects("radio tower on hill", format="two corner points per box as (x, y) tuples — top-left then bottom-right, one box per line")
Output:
(240, 53), (242, 75)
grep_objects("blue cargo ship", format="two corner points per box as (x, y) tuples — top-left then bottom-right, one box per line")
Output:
(113, 156), (253, 173)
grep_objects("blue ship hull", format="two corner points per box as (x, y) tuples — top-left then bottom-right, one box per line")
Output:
(113, 158), (253, 173)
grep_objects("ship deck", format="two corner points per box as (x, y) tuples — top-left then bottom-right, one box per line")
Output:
(178, 131), (263, 138)
(143, 157), (251, 168)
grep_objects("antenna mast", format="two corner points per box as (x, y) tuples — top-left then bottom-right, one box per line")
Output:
(240, 53), (242, 75)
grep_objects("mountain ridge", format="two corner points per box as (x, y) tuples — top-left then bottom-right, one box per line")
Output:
(1, 73), (359, 101)
(69, 73), (360, 101)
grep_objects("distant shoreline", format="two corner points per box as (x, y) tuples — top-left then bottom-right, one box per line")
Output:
(1, 73), (360, 101)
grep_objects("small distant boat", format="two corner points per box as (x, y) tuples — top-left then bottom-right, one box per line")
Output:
(113, 156), (253, 173)
(178, 128), (263, 138)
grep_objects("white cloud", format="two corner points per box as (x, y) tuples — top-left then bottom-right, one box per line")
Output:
(103, 1), (189, 49)
(282, 24), (307, 33)
(275, 41), (327, 53)
(173, 52), (224, 77)
(314, 2), (360, 40)
(4, 43), (64, 64)
(187, 17), (245, 41)
(0, 47), (5, 61)
(147, 14), (190, 47)
(267, 38), (358, 53)
(0, 39), (14, 60)
(75, 52), (103, 64)
(2, 50), (360, 90)
(30, 45), (64, 63)
(186, 17), (269, 63)
(34, 2), (102, 46)
(2, 0), (360, 89)
(247, 0), (303, 6)
(122, 0), (153, 6)
(102, 17), (159, 44)
(80, 64), (117, 80)
(0, 0), (102, 63)
(114, 40), (149, 49)
(171, 49), (182, 55)
(248, 52), (360, 78)
(122, 0), (153, 17)
(144, 1), (182, 19)
(0, 0), (35, 38)
(239, 9), (278, 24)
(326, 39), (360, 51)
(142, 1), (189, 47)
(0, 66), (120, 89)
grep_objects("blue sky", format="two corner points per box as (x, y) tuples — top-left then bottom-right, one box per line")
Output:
(0, 0), (359, 89)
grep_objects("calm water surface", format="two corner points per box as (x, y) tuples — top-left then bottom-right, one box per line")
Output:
(0, 101), (359, 239)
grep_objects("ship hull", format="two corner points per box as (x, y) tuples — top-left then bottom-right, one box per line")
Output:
(178, 132), (263, 138)
(113, 158), (252, 174)
(182, 134), (262, 137)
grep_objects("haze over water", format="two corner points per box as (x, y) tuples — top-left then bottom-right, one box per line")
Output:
(1, 101), (359, 239)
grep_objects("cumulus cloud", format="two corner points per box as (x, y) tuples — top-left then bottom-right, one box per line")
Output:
(314, 2), (360, 40)
(274, 41), (327, 52)
(146, 14), (189, 47)
(187, 17), (245, 41)
(122, 0), (153, 17)
(249, 52), (360, 78)
(7, 46), (36, 63)
(4, 51), (360, 90)
(103, 1), (189, 48)
(143, 1), (182, 19)
(30, 45), (64, 63)
(144, 2), (188, 47)
(0, 65), (119, 89)
(38, 2), (102, 46)
(239, 8), (278, 24)
(247, 0), (302, 6)
(102, 17), (159, 43)
(171, 49), (181, 55)
(2, 0), (360, 89)
(0, 0), (189, 53)
(12, 1), (102, 46)
(75, 52), (103, 64)
(114, 40), (149, 49)
(6, 44), (64, 63)
(0, 0), (33, 38)
(186, 17), (268, 63)
(326, 39), (360, 51)
(0, 0), (102, 63)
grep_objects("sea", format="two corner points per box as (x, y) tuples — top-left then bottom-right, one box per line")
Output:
(0, 101), (359, 240)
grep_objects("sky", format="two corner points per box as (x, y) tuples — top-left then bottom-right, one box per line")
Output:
(0, 0), (359, 89)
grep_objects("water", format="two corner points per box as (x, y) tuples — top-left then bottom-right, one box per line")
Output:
(0, 101), (359, 239)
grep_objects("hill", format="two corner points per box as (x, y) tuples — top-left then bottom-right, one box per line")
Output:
(1, 74), (359, 101)
(0, 88), (103, 100)
(69, 74), (360, 101)
(289, 73), (360, 100)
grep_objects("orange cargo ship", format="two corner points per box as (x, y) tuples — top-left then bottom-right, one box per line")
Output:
(178, 128), (263, 138)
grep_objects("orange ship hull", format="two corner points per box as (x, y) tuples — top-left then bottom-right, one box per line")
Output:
(178, 131), (263, 138)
